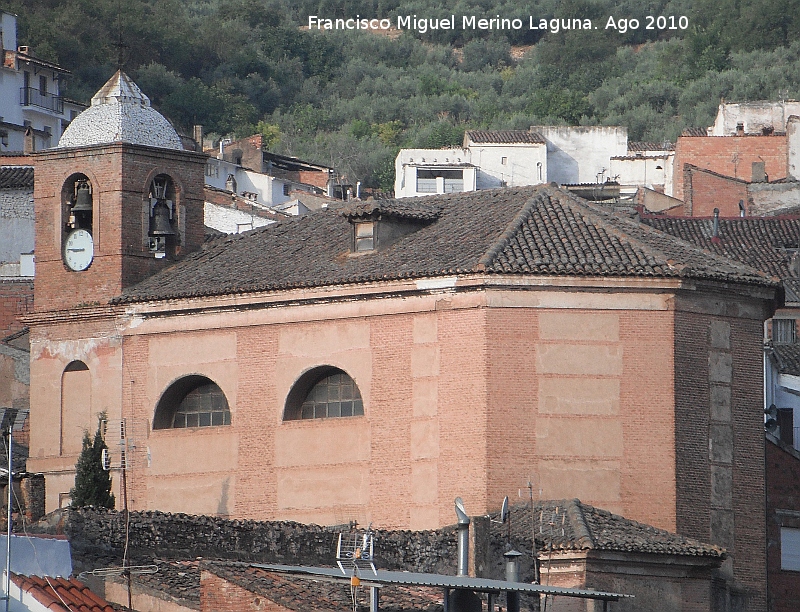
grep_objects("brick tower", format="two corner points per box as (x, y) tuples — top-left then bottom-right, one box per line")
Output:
(32, 71), (206, 312)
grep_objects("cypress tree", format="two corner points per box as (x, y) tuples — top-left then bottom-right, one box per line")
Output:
(70, 416), (115, 509)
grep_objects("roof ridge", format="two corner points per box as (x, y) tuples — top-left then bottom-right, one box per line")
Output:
(565, 499), (595, 549)
(477, 191), (550, 270)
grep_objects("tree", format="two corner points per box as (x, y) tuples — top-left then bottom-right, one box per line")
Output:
(70, 415), (115, 509)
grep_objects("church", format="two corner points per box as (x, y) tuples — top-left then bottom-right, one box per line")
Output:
(25, 71), (776, 606)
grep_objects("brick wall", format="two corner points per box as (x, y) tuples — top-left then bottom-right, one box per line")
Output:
(201, 571), (291, 612)
(765, 438), (800, 612)
(32, 144), (206, 312)
(0, 279), (33, 337)
(674, 311), (767, 611)
(673, 135), (787, 201)
(684, 166), (750, 217)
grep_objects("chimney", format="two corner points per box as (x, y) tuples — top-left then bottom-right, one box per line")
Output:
(711, 208), (721, 244)
(193, 125), (203, 152)
(504, 550), (523, 612)
(23, 126), (34, 154)
(752, 161), (766, 182)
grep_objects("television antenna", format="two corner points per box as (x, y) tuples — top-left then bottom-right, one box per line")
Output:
(99, 418), (149, 611)
(335, 524), (377, 612)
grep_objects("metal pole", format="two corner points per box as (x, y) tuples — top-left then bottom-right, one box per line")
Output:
(5, 425), (12, 612)
(369, 586), (379, 612)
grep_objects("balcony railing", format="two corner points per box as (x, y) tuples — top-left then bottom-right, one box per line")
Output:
(19, 87), (63, 113)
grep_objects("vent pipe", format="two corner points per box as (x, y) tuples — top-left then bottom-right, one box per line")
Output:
(504, 550), (523, 612)
(454, 497), (470, 577)
(712, 208), (721, 244)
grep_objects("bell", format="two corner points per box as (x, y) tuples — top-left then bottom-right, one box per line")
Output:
(149, 199), (175, 236)
(72, 180), (93, 213)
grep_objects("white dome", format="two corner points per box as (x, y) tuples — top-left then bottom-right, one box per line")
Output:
(58, 71), (183, 150)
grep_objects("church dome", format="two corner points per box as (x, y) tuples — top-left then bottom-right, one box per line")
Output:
(57, 70), (183, 150)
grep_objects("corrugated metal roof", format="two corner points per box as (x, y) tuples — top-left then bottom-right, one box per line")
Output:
(252, 563), (632, 601)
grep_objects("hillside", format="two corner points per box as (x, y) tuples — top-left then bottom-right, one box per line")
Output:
(3, 0), (800, 190)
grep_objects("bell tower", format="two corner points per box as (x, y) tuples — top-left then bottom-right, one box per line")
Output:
(32, 71), (206, 312)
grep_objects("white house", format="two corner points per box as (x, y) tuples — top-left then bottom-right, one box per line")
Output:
(394, 130), (547, 198)
(609, 141), (675, 197)
(464, 130), (547, 188)
(394, 127), (674, 198)
(708, 100), (800, 136)
(0, 12), (83, 152)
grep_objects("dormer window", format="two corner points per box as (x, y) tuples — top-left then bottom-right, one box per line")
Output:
(354, 222), (375, 252)
(343, 201), (442, 254)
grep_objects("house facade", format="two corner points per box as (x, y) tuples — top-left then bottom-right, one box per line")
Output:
(0, 12), (83, 153)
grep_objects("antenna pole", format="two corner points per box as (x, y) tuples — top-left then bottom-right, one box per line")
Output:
(4, 422), (12, 612)
(528, 481), (539, 584)
(120, 418), (132, 611)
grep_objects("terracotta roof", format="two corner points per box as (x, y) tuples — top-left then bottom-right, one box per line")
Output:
(203, 562), (442, 612)
(10, 574), (116, 612)
(772, 343), (800, 376)
(495, 500), (725, 558)
(466, 130), (545, 144)
(628, 141), (674, 152)
(641, 215), (800, 278)
(340, 199), (443, 221)
(681, 128), (709, 137)
(115, 186), (774, 304)
(0, 166), (33, 189)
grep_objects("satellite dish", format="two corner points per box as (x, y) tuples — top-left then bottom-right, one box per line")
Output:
(500, 496), (509, 523)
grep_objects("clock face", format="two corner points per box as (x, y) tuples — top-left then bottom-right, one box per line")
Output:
(64, 229), (94, 271)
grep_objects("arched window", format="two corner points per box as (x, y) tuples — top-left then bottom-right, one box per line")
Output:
(284, 367), (364, 421)
(153, 375), (231, 430)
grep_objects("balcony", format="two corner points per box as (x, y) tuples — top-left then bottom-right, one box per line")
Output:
(19, 87), (63, 113)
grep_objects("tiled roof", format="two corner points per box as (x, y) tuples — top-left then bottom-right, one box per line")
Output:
(681, 128), (709, 137)
(495, 500), (725, 558)
(204, 562), (442, 612)
(116, 186), (774, 304)
(11, 573), (116, 612)
(466, 130), (545, 144)
(628, 141), (675, 152)
(772, 343), (800, 376)
(0, 166), (33, 189)
(340, 199), (443, 221)
(641, 215), (800, 278)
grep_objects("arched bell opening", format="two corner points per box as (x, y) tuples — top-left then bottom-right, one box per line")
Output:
(61, 173), (94, 234)
(147, 174), (178, 258)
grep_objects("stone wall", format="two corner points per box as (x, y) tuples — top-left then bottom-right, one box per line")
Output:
(37, 507), (460, 575)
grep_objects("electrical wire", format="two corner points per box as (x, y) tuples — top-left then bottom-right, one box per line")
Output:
(2, 435), (77, 612)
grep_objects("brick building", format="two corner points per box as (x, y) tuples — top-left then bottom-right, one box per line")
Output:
(25, 72), (781, 609)
(765, 435), (800, 612)
(672, 129), (788, 201)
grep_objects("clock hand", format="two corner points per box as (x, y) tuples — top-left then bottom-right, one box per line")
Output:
(67, 248), (86, 252)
